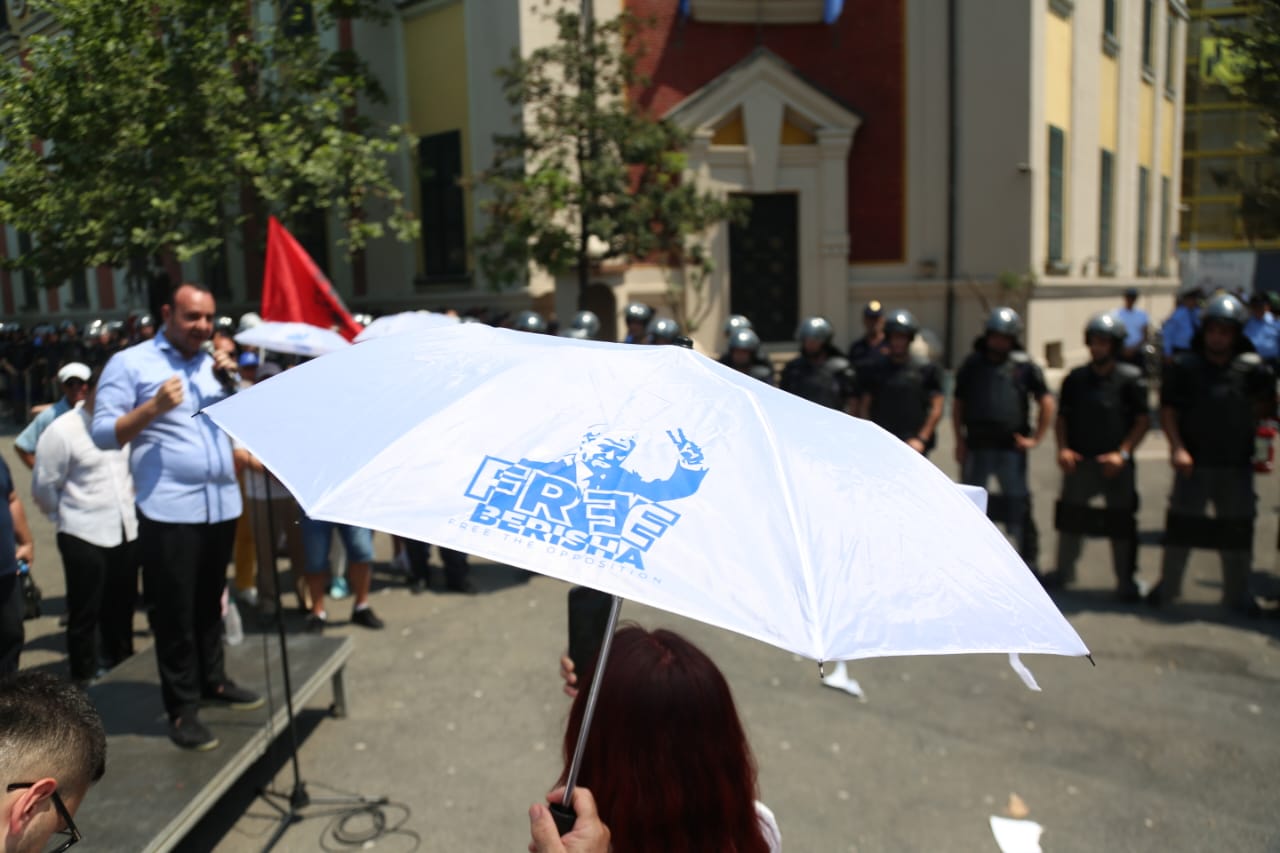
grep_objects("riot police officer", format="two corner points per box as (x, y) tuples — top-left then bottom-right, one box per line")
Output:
(561, 310), (601, 340)
(780, 317), (856, 412)
(953, 307), (1055, 570)
(723, 328), (773, 384)
(848, 300), (890, 368)
(1152, 292), (1274, 613)
(512, 310), (549, 334)
(856, 309), (943, 454)
(647, 317), (680, 345)
(1048, 313), (1149, 599)
(622, 303), (654, 343)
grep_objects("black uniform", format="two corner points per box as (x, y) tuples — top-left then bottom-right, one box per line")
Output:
(718, 353), (775, 385)
(848, 335), (890, 372)
(1053, 362), (1148, 593)
(953, 339), (1050, 569)
(858, 356), (942, 449)
(780, 347), (855, 410)
(1157, 344), (1274, 610)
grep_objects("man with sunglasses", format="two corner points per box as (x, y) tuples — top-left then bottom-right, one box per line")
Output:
(14, 363), (92, 470)
(0, 670), (106, 852)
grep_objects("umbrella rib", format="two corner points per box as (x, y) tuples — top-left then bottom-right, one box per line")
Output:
(719, 364), (826, 661)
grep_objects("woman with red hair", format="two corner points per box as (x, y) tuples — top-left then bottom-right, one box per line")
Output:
(554, 625), (781, 853)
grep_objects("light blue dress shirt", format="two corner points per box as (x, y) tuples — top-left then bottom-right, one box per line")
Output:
(1113, 307), (1149, 349)
(1162, 305), (1199, 355)
(15, 396), (71, 455)
(1244, 314), (1279, 361)
(91, 331), (242, 524)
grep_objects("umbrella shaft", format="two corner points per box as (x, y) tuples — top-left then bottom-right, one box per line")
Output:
(562, 594), (623, 805)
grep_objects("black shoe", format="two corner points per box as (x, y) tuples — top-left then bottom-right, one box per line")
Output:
(350, 606), (385, 629)
(407, 577), (429, 595)
(444, 578), (477, 595)
(169, 715), (219, 751)
(202, 680), (264, 711)
(1144, 582), (1167, 607)
(1116, 587), (1142, 604)
(305, 613), (327, 634)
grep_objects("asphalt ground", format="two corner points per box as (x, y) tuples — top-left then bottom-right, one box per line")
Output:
(6, 412), (1280, 853)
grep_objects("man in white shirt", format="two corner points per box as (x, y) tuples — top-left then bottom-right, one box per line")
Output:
(1114, 287), (1150, 370)
(31, 368), (139, 684)
(14, 362), (91, 469)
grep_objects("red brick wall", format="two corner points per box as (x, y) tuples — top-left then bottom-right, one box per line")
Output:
(627, 1), (905, 263)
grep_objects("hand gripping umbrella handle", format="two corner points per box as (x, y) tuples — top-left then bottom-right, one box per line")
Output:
(550, 802), (578, 836)
(557, 594), (623, 832)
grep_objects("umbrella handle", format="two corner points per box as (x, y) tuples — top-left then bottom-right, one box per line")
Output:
(550, 802), (577, 836)
(560, 594), (623, 810)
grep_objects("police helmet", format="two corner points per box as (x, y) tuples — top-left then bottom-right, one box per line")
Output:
(624, 303), (654, 325)
(1084, 312), (1126, 344)
(353, 313), (375, 328)
(671, 335), (695, 349)
(512, 310), (548, 334)
(796, 316), (833, 344)
(137, 313), (155, 328)
(214, 315), (235, 334)
(1201, 292), (1247, 329)
(728, 327), (761, 353)
(883, 309), (919, 340)
(105, 320), (124, 335)
(570, 310), (601, 339)
(238, 312), (262, 333)
(723, 314), (752, 336)
(647, 317), (680, 342)
(85, 319), (106, 337)
(58, 320), (78, 334)
(863, 300), (884, 318)
(984, 306), (1022, 338)
(560, 327), (590, 340)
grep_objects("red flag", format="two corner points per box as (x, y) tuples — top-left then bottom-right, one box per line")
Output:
(261, 216), (362, 341)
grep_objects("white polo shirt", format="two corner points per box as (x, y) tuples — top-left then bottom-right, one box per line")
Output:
(32, 405), (138, 548)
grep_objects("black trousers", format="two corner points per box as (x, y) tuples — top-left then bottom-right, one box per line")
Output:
(137, 512), (237, 719)
(57, 532), (139, 681)
(404, 540), (469, 588)
(0, 573), (24, 676)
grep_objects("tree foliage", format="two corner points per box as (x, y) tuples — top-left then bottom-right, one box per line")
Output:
(472, 7), (745, 326)
(1221, 1), (1280, 241)
(0, 0), (418, 286)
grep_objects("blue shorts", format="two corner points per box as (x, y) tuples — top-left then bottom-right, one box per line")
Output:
(300, 518), (375, 575)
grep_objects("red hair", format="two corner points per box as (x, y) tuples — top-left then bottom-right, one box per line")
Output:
(560, 626), (769, 853)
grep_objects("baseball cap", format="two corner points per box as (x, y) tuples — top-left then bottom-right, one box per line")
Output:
(57, 362), (91, 384)
(238, 351), (260, 368)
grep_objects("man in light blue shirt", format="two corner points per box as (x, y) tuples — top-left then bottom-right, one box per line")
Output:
(1113, 288), (1149, 369)
(92, 281), (261, 751)
(1162, 288), (1201, 361)
(1244, 291), (1279, 363)
(14, 361), (91, 469)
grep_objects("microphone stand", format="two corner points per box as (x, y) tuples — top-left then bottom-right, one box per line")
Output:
(246, 459), (386, 851)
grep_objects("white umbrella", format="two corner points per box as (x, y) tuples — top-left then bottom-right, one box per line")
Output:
(203, 323), (1086, 666)
(353, 310), (460, 343)
(234, 321), (350, 357)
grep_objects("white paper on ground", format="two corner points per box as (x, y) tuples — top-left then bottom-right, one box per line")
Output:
(989, 816), (1044, 853)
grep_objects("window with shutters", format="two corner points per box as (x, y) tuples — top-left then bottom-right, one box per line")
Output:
(1137, 166), (1150, 273)
(1098, 149), (1115, 273)
(419, 130), (468, 280)
(1047, 126), (1067, 271)
(1159, 175), (1171, 274)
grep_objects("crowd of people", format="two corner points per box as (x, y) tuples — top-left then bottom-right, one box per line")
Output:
(2, 280), (1279, 850)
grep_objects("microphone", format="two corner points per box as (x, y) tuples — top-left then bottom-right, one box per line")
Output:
(200, 340), (241, 389)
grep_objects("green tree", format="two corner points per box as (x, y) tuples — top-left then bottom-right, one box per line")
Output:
(1221, 2), (1280, 241)
(472, 7), (744, 329)
(0, 0), (418, 288)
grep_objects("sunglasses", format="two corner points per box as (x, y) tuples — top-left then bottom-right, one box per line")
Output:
(6, 783), (80, 851)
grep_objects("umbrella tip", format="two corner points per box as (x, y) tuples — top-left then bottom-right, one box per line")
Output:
(818, 660), (825, 679)
(1086, 654), (1096, 667)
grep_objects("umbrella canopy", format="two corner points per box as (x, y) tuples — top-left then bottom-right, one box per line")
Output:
(202, 324), (1087, 664)
(234, 321), (350, 357)
(353, 311), (460, 343)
